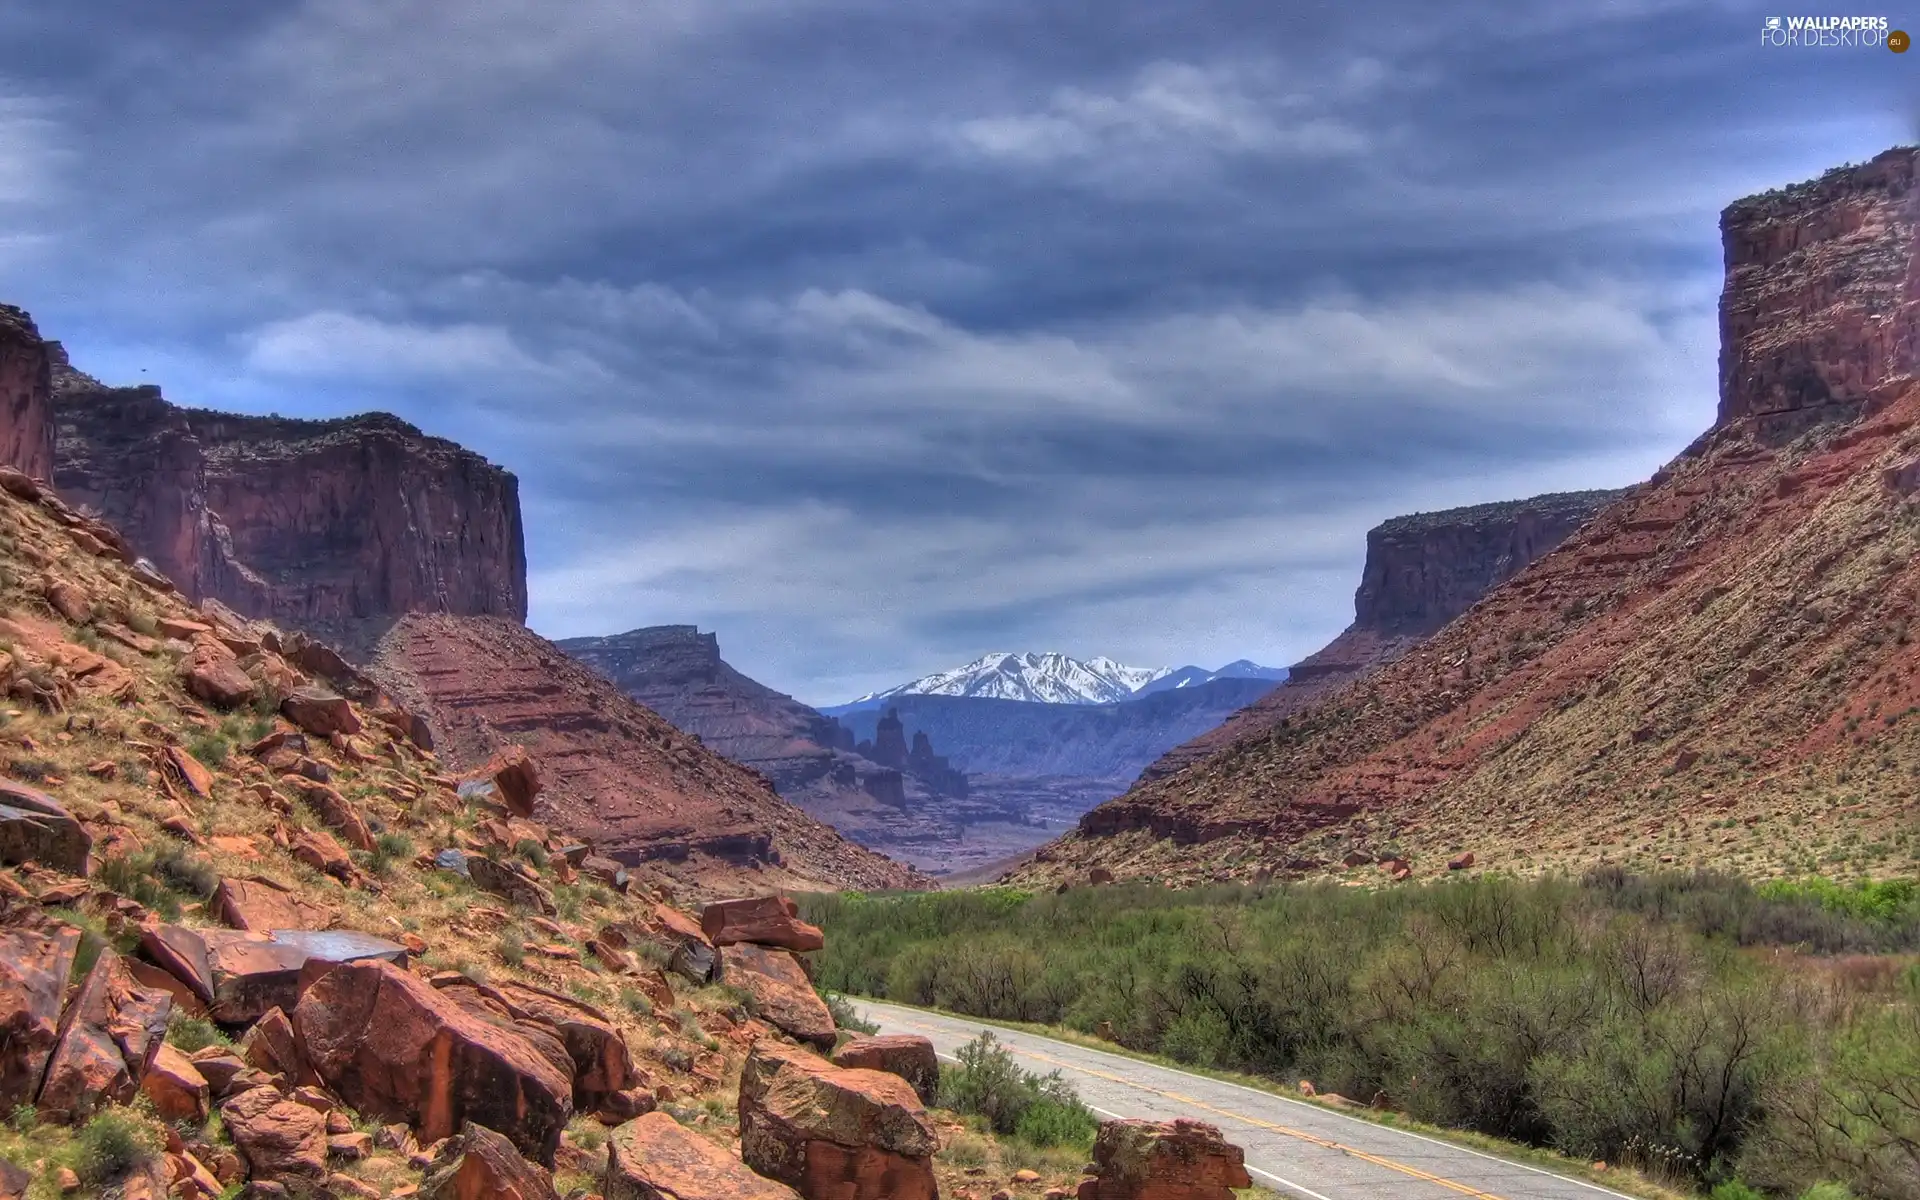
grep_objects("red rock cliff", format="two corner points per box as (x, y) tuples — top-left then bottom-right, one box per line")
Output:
(1140, 488), (1627, 781)
(52, 359), (525, 641)
(0, 306), (54, 479)
(1719, 148), (1920, 439)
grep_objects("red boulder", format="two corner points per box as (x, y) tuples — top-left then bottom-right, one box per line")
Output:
(293, 959), (573, 1167)
(737, 1040), (938, 1200)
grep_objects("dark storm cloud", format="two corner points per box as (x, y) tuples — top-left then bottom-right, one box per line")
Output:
(0, 0), (1907, 701)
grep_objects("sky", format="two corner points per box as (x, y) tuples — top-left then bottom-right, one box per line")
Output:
(0, 1), (1912, 705)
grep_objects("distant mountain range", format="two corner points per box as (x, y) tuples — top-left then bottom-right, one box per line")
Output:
(832, 678), (1281, 783)
(826, 652), (1283, 712)
(1131, 659), (1290, 697)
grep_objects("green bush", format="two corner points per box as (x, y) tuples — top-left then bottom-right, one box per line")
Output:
(187, 732), (231, 769)
(69, 1109), (158, 1186)
(1014, 1095), (1099, 1149)
(824, 991), (878, 1035)
(1710, 1183), (1765, 1200)
(803, 873), (1920, 1191)
(937, 1032), (1098, 1150)
(366, 831), (415, 876)
(166, 1011), (232, 1054)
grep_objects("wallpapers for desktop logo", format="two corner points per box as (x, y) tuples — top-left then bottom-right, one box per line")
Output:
(1761, 15), (1904, 48)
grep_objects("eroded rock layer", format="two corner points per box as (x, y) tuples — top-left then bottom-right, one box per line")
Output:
(0, 306), (54, 480)
(51, 346), (525, 641)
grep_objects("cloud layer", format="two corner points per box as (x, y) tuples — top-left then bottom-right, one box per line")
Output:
(0, 1), (1909, 702)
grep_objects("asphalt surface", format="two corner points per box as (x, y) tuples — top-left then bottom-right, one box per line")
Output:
(854, 999), (1639, 1200)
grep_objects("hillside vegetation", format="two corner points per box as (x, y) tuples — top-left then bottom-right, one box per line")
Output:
(805, 877), (1920, 1198)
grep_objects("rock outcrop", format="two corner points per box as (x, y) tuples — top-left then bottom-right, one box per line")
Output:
(830, 1035), (939, 1107)
(1013, 146), (1920, 887)
(704, 895), (836, 1048)
(737, 1040), (940, 1200)
(701, 895), (824, 952)
(0, 306), (53, 480)
(419, 1121), (561, 1200)
(35, 949), (172, 1123)
(53, 360), (526, 647)
(1137, 488), (1628, 784)
(605, 1110), (801, 1200)
(1719, 148), (1920, 439)
(293, 959), (575, 1166)
(0, 923), (80, 1109)
(369, 614), (927, 897)
(1075, 1119), (1251, 1200)
(718, 943), (836, 1050)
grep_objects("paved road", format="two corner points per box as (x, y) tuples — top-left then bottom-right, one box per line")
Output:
(854, 1000), (1636, 1200)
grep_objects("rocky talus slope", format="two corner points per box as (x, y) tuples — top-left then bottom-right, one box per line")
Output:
(1013, 147), (1920, 888)
(0, 466), (1083, 1200)
(47, 337), (525, 650)
(369, 615), (926, 895)
(1140, 488), (1626, 784)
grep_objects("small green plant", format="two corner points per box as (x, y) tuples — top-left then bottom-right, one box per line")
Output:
(7, 1103), (34, 1133)
(1799, 1185), (1859, 1200)
(937, 1032), (1097, 1149)
(366, 831), (415, 876)
(166, 1011), (233, 1054)
(69, 1109), (159, 1186)
(619, 987), (653, 1017)
(824, 991), (878, 1035)
(514, 838), (549, 870)
(187, 732), (231, 769)
(1710, 1182), (1765, 1200)
(495, 930), (527, 968)
(1014, 1094), (1099, 1148)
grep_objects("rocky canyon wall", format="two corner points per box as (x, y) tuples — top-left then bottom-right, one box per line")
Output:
(46, 334), (525, 646)
(1141, 487), (1629, 781)
(0, 306), (54, 480)
(1718, 149), (1920, 440)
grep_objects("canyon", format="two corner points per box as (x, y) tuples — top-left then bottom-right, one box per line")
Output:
(1013, 148), (1920, 889)
(557, 626), (1002, 874)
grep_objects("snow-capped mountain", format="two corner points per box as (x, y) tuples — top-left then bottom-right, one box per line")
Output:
(837, 652), (1175, 708)
(1129, 660), (1289, 698)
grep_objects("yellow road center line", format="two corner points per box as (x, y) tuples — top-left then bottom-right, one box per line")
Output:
(890, 1015), (1507, 1200)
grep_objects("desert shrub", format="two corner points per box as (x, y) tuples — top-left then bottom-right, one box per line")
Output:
(823, 991), (877, 1035)
(805, 874), (1920, 1188)
(166, 1012), (232, 1054)
(69, 1109), (158, 1186)
(366, 831), (414, 876)
(187, 732), (231, 769)
(1013, 1093), (1099, 1149)
(938, 1032), (1097, 1149)
(495, 929), (527, 968)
